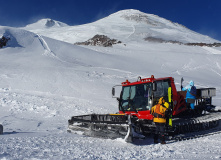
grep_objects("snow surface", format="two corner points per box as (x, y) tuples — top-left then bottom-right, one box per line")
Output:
(0, 9), (221, 159)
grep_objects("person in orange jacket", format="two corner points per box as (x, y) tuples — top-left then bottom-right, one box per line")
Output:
(151, 97), (169, 144)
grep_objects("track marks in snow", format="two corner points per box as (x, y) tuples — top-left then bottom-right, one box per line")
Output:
(202, 46), (221, 55)
(181, 59), (205, 72)
(211, 68), (221, 77)
(0, 90), (100, 132)
(90, 67), (138, 80)
(37, 34), (57, 57)
(37, 34), (84, 65)
(216, 62), (221, 70)
(0, 93), (58, 119)
(127, 24), (136, 38)
(0, 74), (18, 79)
(206, 58), (221, 77)
(0, 133), (220, 160)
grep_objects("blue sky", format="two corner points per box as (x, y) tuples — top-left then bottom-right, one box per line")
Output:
(1, 0), (220, 41)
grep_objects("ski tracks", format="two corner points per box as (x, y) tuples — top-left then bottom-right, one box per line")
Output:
(36, 34), (73, 64)
(203, 48), (221, 77)
(37, 34), (57, 58)
(202, 46), (221, 55)
(127, 24), (136, 39)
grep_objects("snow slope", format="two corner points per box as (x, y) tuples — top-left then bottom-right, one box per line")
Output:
(0, 10), (221, 159)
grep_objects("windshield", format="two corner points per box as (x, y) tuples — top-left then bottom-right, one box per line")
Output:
(120, 83), (152, 111)
(120, 80), (170, 112)
(153, 80), (170, 100)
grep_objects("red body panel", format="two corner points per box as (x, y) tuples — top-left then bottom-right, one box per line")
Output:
(119, 110), (154, 120)
(118, 76), (187, 120)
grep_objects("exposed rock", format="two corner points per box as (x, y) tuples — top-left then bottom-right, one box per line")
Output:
(145, 36), (221, 47)
(0, 36), (10, 48)
(122, 14), (160, 26)
(186, 42), (221, 47)
(144, 37), (182, 45)
(75, 35), (121, 47)
(45, 19), (56, 27)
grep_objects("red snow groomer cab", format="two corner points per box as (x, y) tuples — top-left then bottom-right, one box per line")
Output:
(116, 75), (186, 119)
(68, 75), (220, 142)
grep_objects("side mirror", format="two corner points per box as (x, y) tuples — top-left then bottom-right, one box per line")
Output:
(152, 82), (157, 91)
(112, 87), (115, 97)
(112, 85), (122, 99)
(181, 77), (184, 90)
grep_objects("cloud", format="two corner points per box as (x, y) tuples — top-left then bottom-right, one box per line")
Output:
(91, 2), (122, 22)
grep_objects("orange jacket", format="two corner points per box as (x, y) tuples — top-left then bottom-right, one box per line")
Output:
(151, 101), (169, 123)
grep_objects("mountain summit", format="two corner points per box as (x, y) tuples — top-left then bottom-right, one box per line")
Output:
(23, 9), (219, 44)
(103, 9), (178, 27)
(24, 18), (68, 30)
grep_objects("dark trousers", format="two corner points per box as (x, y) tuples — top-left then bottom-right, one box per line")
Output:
(154, 123), (165, 142)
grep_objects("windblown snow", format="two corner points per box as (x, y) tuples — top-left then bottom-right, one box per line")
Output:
(0, 9), (221, 159)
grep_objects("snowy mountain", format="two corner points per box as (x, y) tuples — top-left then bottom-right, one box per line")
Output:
(23, 9), (219, 44)
(24, 18), (68, 31)
(0, 9), (221, 159)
